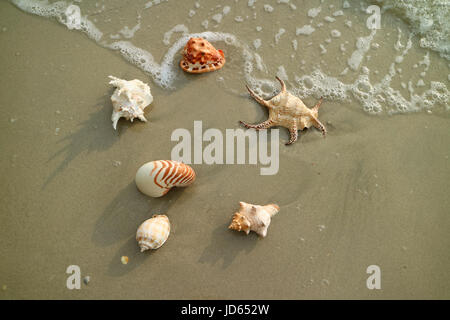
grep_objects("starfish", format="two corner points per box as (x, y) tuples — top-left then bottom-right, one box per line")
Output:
(240, 77), (327, 145)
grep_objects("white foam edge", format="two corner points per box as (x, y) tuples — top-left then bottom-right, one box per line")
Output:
(12, 0), (103, 42)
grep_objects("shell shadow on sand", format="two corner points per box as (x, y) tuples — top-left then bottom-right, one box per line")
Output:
(92, 183), (185, 276)
(198, 223), (258, 269)
(92, 182), (185, 246)
(42, 82), (154, 189)
(42, 91), (120, 188)
(105, 235), (168, 277)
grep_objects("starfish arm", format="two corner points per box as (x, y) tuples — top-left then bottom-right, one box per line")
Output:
(285, 124), (298, 145)
(275, 76), (286, 93)
(310, 115), (327, 136)
(312, 97), (324, 112)
(239, 119), (274, 130)
(246, 85), (271, 108)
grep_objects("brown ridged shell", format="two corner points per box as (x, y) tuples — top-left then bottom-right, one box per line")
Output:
(180, 37), (226, 73)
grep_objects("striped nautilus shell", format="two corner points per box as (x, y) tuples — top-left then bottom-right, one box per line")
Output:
(135, 160), (196, 197)
(136, 215), (171, 252)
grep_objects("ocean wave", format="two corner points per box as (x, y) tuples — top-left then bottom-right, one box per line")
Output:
(10, 0), (449, 114)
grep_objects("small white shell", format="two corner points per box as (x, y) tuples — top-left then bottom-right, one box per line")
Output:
(229, 202), (280, 237)
(109, 75), (153, 130)
(136, 215), (170, 252)
(135, 160), (196, 197)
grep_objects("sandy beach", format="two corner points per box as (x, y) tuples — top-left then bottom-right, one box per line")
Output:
(0, 0), (449, 299)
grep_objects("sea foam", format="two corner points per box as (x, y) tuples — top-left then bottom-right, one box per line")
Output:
(10, 0), (449, 115)
(377, 0), (450, 60)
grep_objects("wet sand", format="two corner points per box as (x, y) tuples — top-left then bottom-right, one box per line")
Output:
(0, 1), (449, 299)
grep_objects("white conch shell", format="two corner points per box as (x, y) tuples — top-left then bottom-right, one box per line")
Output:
(228, 202), (280, 237)
(108, 75), (153, 130)
(135, 160), (196, 197)
(136, 215), (171, 252)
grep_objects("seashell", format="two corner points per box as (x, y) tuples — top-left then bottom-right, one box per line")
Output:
(136, 215), (171, 252)
(228, 202), (280, 237)
(108, 75), (153, 130)
(180, 37), (226, 73)
(135, 160), (196, 197)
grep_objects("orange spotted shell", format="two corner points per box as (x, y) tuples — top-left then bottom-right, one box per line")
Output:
(180, 37), (226, 73)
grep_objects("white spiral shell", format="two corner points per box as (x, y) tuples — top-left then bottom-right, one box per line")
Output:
(136, 215), (171, 252)
(108, 76), (153, 130)
(135, 160), (196, 197)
